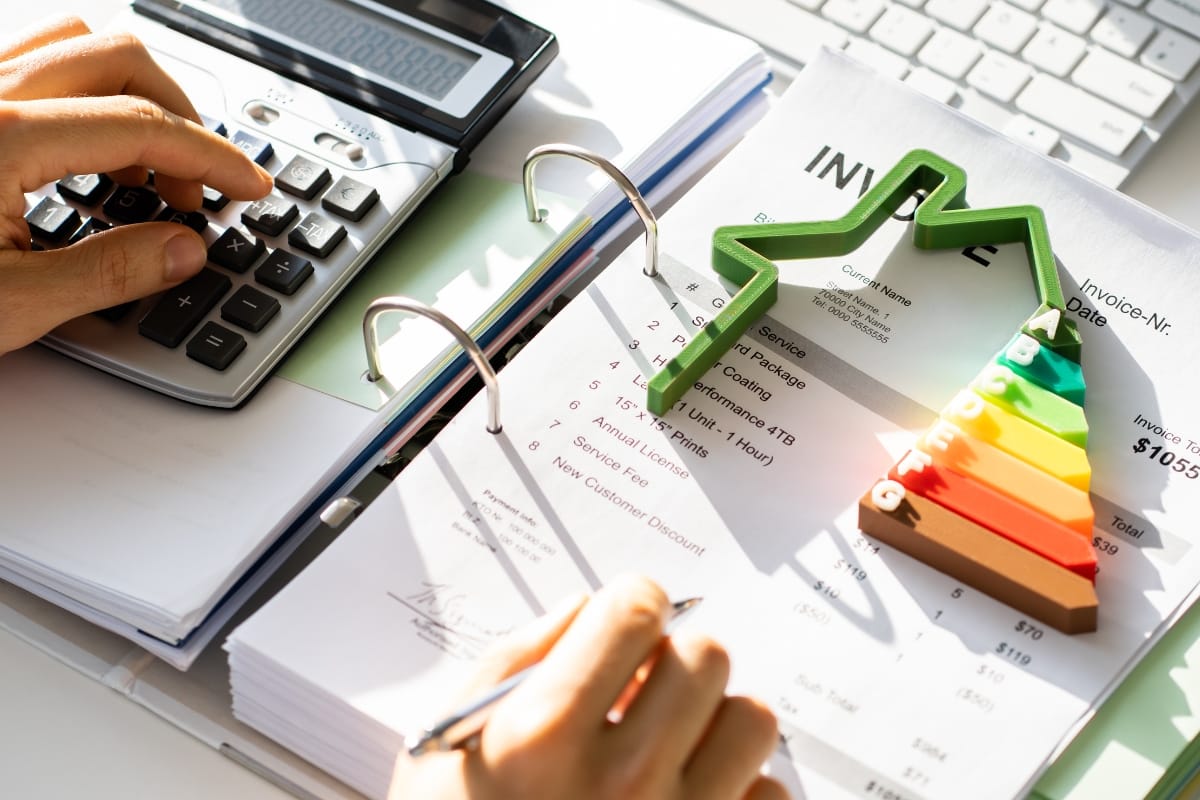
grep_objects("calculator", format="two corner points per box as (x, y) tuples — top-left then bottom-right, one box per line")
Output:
(26, 0), (557, 407)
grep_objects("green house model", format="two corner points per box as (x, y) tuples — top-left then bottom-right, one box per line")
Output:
(651, 149), (1098, 634)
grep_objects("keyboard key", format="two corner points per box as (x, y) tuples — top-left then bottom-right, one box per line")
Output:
(973, 3), (1038, 54)
(208, 228), (265, 273)
(322, 176), (380, 221)
(202, 185), (230, 212)
(1141, 28), (1200, 80)
(1146, 0), (1200, 40)
(925, 0), (988, 31)
(1002, 113), (1062, 153)
(276, 155), (332, 200)
(904, 66), (959, 102)
(156, 207), (210, 234)
(186, 322), (246, 370)
(1015, 72), (1142, 155)
(231, 130), (274, 165)
(138, 268), (231, 347)
(917, 27), (983, 79)
(967, 49), (1032, 102)
(1090, 8), (1156, 57)
(69, 217), (112, 244)
(241, 194), (299, 236)
(255, 249), (313, 295)
(848, 39), (913, 79)
(869, 5), (934, 56)
(288, 212), (347, 258)
(1071, 47), (1174, 117)
(103, 186), (161, 223)
(199, 114), (228, 136)
(56, 173), (114, 205)
(221, 285), (280, 332)
(1042, 0), (1106, 35)
(787, 0), (824, 10)
(1022, 24), (1088, 76)
(26, 197), (80, 243)
(821, 0), (885, 34)
(1009, 0), (1047, 10)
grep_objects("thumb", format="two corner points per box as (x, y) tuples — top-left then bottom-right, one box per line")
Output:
(0, 223), (206, 354)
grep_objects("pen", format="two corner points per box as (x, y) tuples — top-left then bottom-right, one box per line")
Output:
(405, 596), (703, 757)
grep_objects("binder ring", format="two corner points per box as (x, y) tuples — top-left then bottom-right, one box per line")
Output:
(362, 297), (502, 434)
(522, 143), (659, 277)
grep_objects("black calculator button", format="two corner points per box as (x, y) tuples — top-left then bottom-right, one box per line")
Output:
(26, 198), (81, 243)
(186, 322), (246, 370)
(57, 173), (114, 205)
(157, 207), (209, 234)
(104, 186), (161, 224)
(208, 228), (265, 274)
(138, 268), (231, 347)
(94, 301), (137, 322)
(254, 249), (312, 295)
(201, 186), (229, 212)
(288, 212), (346, 258)
(221, 285), (280, 332)
(231, 130), (274, 165)
(321, 176), (378, 222)
(276, 155), (331, 200)
(241, 194), (298, 237)
(69, 218), (112, 244)
(200, 114), (227, 137)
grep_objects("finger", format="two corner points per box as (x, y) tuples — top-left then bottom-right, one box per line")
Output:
(0, 15), (90, 62)
(0, 95), (272, 215)
(609, 631), (731, 768)
(744, 776), (791, 800)
(0, 223), (206, 354)
(457, 592), (587, 702)
(0, 31), (200, 125)
(511, 574), (669, 732)
(683, 696), (780, 800)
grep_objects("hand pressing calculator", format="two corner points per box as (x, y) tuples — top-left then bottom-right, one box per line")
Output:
(26, 0), (557, 407)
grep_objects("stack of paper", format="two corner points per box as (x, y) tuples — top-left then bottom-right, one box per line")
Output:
(0, 0), (769, 668)
(228, 52), (1200, 800)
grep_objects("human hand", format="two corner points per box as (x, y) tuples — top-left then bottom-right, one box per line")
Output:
(0, 15), (273, 355)
(389, 574), (788, 800)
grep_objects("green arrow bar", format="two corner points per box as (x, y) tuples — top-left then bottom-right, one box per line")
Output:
(646, 148), (1081, 416)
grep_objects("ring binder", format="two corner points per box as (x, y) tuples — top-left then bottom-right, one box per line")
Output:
(362, 296), (502, 434)
(523, 143), (660, 277)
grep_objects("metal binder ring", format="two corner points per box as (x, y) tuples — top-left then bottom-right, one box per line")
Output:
(522, 143), (659, 277)
(362, 297), (502, 434)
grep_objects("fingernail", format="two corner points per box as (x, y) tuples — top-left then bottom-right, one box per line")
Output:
(163, 234), (206, 282)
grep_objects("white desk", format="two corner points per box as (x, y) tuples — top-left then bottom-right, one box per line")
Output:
(3, 2), (1200, 799)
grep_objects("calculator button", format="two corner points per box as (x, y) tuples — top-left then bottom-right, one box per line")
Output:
(26, 197), (81, 243)
(156, 207), (210, 234)
(321, 176), (379, 221)
(254, 249), (313, 295)
(231, 130), (274, 165)
(103, 186), (161, 223)
(288, 212), (346, 258)
(241, 194), (299, 236)
(94, 301), (138, 322)
(275, 155), (331, 200)
(221, 285), (280, 332)
(186, 321), (246, 370)
(138, 268), (231, 347)
(69, 218), (112, 244)
(57, 173), (114, 205)
(199, 114), (227, 137)
(202, 186), (230, 212)
(208, 228), (265, 273)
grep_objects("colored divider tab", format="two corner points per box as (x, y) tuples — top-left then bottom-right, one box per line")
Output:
(971, 364), (1088, 446)
(942, 390), (1091, 490)
(996, 333), (1085, 405)
(921, 419), (1094, 536)
(888, 451), (1097, 580)
(858, 482), (1098, 634)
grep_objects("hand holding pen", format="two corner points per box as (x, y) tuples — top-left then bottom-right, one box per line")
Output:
(388, 574), (788, 800)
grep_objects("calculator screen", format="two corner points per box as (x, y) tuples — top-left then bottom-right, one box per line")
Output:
(195, 0), (480, 101)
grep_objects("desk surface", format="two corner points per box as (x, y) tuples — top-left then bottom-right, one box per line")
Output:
(3, 2), (1200, 799)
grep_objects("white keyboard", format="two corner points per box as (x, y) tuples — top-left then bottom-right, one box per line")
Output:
(661, 0), (1200, 186)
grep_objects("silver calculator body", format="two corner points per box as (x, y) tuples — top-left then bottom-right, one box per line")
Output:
(28, 0), (557, 407)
